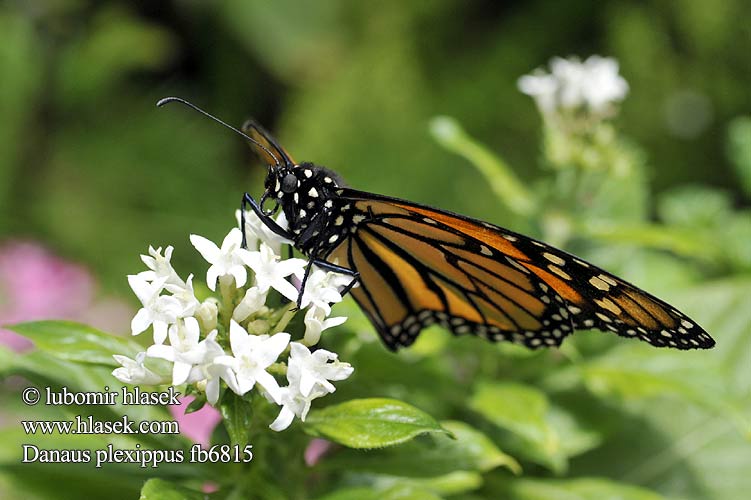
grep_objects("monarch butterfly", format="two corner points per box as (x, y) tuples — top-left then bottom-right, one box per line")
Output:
(158, 97), (714, 352)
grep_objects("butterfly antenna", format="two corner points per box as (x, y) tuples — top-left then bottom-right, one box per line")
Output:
(156, 96), (281, 168)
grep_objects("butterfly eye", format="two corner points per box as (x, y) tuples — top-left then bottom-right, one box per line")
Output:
(281, 173), (298, 193)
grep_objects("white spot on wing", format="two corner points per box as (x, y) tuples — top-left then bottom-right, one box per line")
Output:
(589, 276), (610, 291)
(548, 265), (571, 280)
(543, 252), (566, 266)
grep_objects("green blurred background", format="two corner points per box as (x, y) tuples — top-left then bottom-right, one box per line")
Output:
(1, 2), (751, 499)
(1, 0), (748, 299)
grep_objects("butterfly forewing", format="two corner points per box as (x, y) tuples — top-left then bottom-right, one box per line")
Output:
(326, 189), (713, 351)
(242, 120), (295, 167)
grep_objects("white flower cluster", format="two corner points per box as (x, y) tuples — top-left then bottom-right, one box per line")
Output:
(113, 211), (354, 431)
(518, 55), (629, 117)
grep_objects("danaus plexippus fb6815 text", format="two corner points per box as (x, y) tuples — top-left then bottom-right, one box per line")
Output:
(158, 97), (714, 352)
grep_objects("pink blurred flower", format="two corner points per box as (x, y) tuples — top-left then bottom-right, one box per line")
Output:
(305, 438), (333, 466)
(0, 241), (95, 351)
(168, 395), (222, 447)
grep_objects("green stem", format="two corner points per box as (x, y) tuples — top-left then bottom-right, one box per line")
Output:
(219, 275), (237, 331)
(272, 303), (297, 334)
(430, 116), (537, 216)
(576, 221), (719, 261)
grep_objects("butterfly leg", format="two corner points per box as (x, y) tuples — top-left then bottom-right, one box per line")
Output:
(295, 258), (359, 310)
(240, 192), (293, 248)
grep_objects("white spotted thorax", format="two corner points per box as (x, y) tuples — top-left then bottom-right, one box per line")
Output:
(267, 162), (358, 258)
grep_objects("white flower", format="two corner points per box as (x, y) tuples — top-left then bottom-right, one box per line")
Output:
(186, 335), (239, 405)
(242, 243), (307, 302)
(190, 228), (253, 291)
(213, 320), (290, 403)
(287, 342), (353, 397)
(299, 268), (352, 315)
(194, 300), (217, 333)
(269, 384), (322, 432)
(233, 286), (269, 323)
(146, 317), (213, 386)
(517, 71), (558, 114)
(137, 245), (185, 287)
(303, 306), (347, 345)
(578, 55), (629, 112)
(112, 352), (165, 385)
(269, 343), (353, 432)
(164, 273), (200, 317)
(236, 209), (293, 254)
(519, 55), (628, 115)
(128, 275), (185, 344)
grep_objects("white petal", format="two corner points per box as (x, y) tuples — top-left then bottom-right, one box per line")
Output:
(183, 317), (201, 344)
(146, 344), (176, 361)
(275, 258), (308, 277)
(206, 266), (220, 292)
(205, 378), (220, 405)
(190, 234), (221, 263)
(153, 321), (169, 344)
(254, 370), (282, 403)
(259, 332), (291, 367)
(212, 355), (238, 368)
(221, 228), (244, 251)
(172, 361), (192, 385)
(273, 279), (302, 303)
(112, 354), (135, 367)
(229, 265), (248, 289)
(235, 374), (257, 395)
(299, 371), (316, 398)
(229, 320), (249, 356)
(269, 405), (295, 432)
(112, 367), (129, 383)
(128, 275), (154, 303)
(323, 316), (347, 329)
(130, 308), (152, 335)
(299, 398), (314, 421)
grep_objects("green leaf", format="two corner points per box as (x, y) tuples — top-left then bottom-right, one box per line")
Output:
(317, 484), (444, 500)
(580, 345), (733, 414)
(185, 394), (208, 415)
(139, 478), (209, 500)
(503, 477), (665, 500)
(393, 471), (483, 496)
(469, 382), (599, 472)
(727, 116), (751, 197)
(8, 320), (142, 366)
(219, 392), (253, 446)
(304, 398), (450, 449)
(657, 185), (732, 228)
(470, 382), (551, 445)
(323, 420), (520, 477)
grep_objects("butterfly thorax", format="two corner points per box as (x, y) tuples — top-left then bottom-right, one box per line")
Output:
(267, 162), (355, 257)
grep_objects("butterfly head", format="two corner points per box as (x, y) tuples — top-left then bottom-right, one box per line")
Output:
(262, 162), (344, 235)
